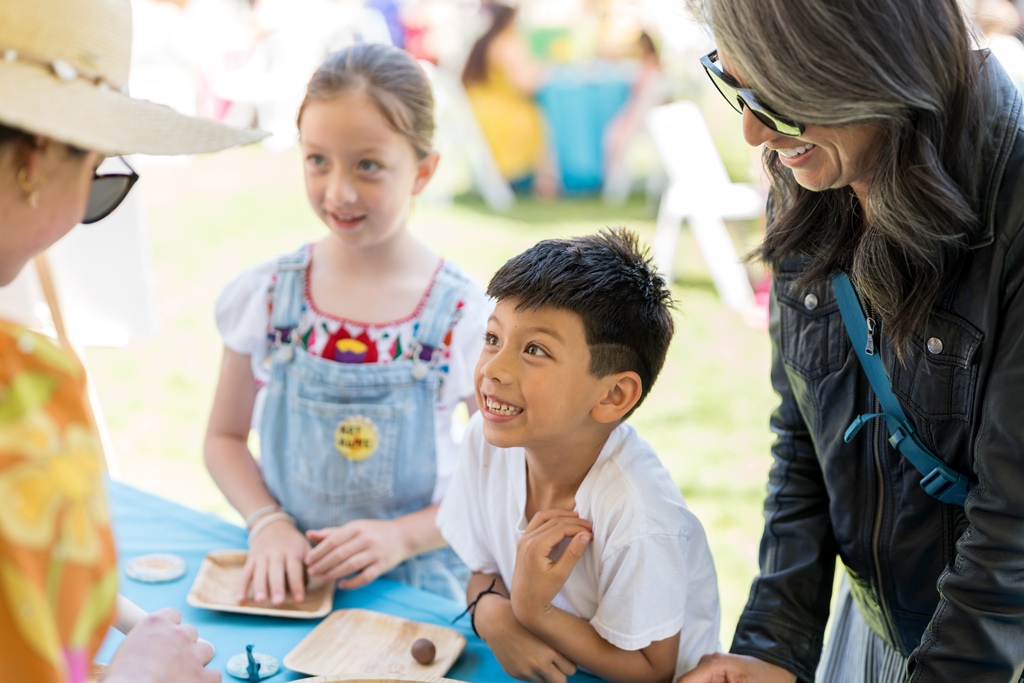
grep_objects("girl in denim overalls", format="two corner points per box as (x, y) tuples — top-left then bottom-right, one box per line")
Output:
(205, 43), (488, 605)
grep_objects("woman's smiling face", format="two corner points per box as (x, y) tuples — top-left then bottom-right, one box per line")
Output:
(718, 47), (884, 206)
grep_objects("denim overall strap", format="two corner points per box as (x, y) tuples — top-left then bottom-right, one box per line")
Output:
(405, 262), (469, 380)
(832, 273), (972, 506)
(414, 262), (469, 349)
(269, 246), (310, 336)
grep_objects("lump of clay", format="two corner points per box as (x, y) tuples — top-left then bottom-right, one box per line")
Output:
(411, 637), (436, 665)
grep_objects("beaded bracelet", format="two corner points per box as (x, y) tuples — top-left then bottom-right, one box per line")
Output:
(247, 510), (295, 542)
(451, 577), (503, 638)
(244, 504), (280, 530)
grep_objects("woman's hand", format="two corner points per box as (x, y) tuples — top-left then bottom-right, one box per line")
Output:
(305, 518), (410, 590)
(240, 518), (311, 605)
(474, 593), (577, 683)
(102, 608), (219, 683)
(676, 653), (798, 683)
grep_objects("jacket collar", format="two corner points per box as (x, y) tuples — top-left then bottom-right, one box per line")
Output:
(969, 51), (1024, 248)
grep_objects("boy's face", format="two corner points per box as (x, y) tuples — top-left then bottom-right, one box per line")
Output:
(475, 300), (611, 453)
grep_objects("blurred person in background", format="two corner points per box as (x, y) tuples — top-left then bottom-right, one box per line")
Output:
(402, 0), (475, 68)
(461, 1), (557, 198)
(131, 0), (205, 131)
(676, 0), (1024, 681)
(367, 0), (406, 49)
(130, 0), (259, 124)
(210, 0), (393, 151)
(0, 0), (263, 682)
(976, 0), (1024, 91)
(601, 30), (669, 204)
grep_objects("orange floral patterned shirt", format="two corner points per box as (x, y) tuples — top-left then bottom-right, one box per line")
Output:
(0, 320), (116, 683)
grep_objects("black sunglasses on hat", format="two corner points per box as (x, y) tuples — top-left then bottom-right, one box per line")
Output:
(700, 49), (805, 137)
(82, 156), (139, 224)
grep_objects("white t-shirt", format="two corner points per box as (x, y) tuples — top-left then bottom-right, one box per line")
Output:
(437, 413), (722, 676)
(215, 252), (491, 503)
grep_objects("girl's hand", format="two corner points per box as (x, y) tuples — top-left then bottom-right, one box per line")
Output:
(511, 509), (592, 626)
(304, 518), (410, 590)
(240, 518), (310, 605)
(675, 653), (798, 683)
(474, 593), (577, 683)
(103, 608), (219, 683)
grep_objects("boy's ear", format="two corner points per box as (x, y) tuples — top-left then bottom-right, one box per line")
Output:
(411, 150), (440, 196)
(591, 371), (643, 424)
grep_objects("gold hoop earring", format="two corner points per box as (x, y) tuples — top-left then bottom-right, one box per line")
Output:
(16, 167), (43, 209)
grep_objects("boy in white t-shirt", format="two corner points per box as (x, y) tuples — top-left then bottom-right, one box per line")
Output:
(437, 228), (721, 683)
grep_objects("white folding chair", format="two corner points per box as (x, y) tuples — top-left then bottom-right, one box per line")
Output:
(646, 101), (763, 311)
(601, 69), (669, 206)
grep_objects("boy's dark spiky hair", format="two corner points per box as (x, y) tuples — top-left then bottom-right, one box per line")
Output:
(487, 227), (674, 418)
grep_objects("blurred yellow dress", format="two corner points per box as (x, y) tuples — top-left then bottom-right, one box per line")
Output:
(465, 65), (545, 182)
(0, 320), (116, 683)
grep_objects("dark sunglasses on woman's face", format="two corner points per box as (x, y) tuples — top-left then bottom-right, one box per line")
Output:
(700, 49), (805, 137)
(82, 156), (139, 224)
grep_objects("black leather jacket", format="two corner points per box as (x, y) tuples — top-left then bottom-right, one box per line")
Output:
(730, 58), (1024, 682)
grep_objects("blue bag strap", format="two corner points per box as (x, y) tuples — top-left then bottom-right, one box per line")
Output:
(831, 273), (972, 506)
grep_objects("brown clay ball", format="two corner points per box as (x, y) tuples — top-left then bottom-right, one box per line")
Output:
(411, 637), (436, 665)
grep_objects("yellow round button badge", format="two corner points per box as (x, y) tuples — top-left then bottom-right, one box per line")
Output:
(334, 416), (380, 461)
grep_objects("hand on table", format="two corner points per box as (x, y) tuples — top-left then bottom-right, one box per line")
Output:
(475, 592), (577, 683)
(676, 653), (798, 683)
(241, 518), (311, 605)
(103, 608), (219, 683)
(305, 518), (409, 590)
(510, 509), (592, 626)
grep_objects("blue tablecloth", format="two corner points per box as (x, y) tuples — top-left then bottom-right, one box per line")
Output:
(97, 481), (605, 682)
(537, 62), (633, 194)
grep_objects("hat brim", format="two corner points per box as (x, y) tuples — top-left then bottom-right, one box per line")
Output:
(0, 61), (267, 155)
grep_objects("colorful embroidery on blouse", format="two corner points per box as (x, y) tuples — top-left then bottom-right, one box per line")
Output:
(263, 267), (467, 400)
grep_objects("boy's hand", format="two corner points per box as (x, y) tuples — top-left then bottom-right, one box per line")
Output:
(241, 519), (310, 605)
(304, 518), (409, 590)
(475, 592), (578, 683)
(511, 509), (592, 625)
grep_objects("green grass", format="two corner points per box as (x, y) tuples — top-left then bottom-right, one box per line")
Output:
(84, 145), (777, 647)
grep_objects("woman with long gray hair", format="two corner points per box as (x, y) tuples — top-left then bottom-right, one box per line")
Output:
(677, 0), (1024, 682)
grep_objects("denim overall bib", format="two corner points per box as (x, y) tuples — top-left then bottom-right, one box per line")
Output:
(259, 247), (469, 601)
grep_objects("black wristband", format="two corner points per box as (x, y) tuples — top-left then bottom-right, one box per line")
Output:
(452, 577), (503, 638)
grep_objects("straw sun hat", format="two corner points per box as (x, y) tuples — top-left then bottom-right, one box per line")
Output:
(0, 0), (267, 155)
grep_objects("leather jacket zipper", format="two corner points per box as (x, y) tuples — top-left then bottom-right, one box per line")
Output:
(865, 301), (877, 356)
(871, 393), (899, 645)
